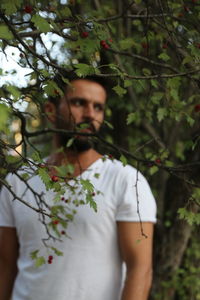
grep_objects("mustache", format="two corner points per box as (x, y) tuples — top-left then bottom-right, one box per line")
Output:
(75, 121), (97, 133)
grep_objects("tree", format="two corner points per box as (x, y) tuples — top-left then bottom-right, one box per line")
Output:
(0, 0), (200, 299)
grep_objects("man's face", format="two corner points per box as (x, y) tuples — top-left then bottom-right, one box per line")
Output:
(56, 79), (107, 151)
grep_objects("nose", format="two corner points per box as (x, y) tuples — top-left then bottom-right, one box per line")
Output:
(83, 104), (95, 120)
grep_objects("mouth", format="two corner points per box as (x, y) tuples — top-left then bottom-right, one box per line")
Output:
(76, 122), (96, 135)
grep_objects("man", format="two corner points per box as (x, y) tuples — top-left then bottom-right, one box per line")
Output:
(0, 75), (157, 300)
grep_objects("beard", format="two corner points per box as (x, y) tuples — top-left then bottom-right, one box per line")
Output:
(56, 117), (98, 152)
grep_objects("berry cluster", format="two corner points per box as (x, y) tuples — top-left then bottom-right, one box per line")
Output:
(48, 255), (53, 264)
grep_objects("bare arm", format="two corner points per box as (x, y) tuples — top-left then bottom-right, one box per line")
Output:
(117, 222), (154, 300)
(0, 227), (19, 300)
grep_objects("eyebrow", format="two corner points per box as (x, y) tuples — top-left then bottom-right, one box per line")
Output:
(68, 97), (105, 108)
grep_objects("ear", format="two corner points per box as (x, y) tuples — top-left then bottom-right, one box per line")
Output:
(44, 101), (57, 123)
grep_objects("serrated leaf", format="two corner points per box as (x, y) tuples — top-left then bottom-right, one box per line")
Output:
(80, 179), (94, 192)
(59, 6), (72, 17)
(127, 112), (136, 125)
(6, 85), (21, 100)
(112, 85), (127, 97)
(51, 247), (63, 256)
(158, 52), (170, 61)
(1, 0), (22, 15)
(31, 151), (41, 162)
(66, 137), (75, 147)
(124, 80), (132, 88)
(149, 166), (158, 175)
(0, 104), (10, 131)
(38, 168), (51, 189)
(119, 38), (134, 50)
(35, 256), (46, 267)
(151, 79), (158, 88)
(30, 249), (39, 260)
(120, 155), (127, 166)
(157, 107), (168, 122)
(74, 64), (96, 77)
(31, 15), (51, 33)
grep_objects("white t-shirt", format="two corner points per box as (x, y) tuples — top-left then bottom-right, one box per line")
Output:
(0, 158), (157, 300)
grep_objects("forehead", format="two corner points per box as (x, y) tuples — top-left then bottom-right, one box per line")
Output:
(65, 79), (107, 103)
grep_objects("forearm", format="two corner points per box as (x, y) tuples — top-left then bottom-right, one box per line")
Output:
(0, 261), (18, 300)
(121, 267), (152, 300)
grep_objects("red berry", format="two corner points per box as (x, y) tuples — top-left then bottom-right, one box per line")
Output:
(24, 5), (33, 14)
(100, 40), (106, 46)
(48, 260), (52, 264)
(92, 192), (96, 196)
(49, 255), (53, 260)
(100, 40), (109, 49)
(61, 230), (65, 235)
(196, 43), (200, 49)
(141, 42), (149, 49)
(61, 197), (65, 201)
(194, 104), (200, 112)
(52, 220), (59, 225)
(162, 43), (168, 49)
(155, 158), (161, 164)
(51, 175), (59, 182)
(108, 154), (113, 159)
(81, 31), (89, 38)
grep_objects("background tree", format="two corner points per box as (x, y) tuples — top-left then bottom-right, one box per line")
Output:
(0, 0), (200, 299)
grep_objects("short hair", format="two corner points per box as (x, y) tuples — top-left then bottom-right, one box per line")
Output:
(48, 70), (109, 105)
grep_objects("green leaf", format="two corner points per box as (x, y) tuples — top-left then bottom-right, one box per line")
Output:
(151, 92), (164, 104)
(35, 256), (46, 267)
(186, 115), (195, 127)
(0, 25), (13, 39)
(31, 15), (51, 33)
(6, 85), (21, 100)
(31, 151), (41, 162)
(112, 85), (127, 97)
(119, 38), (134, 50)
(38, 168), (51, 189)
(74, 64), (96, 77)
(30, 249), (39, 260)
(59, 6), (72, 17)
(1, 0), (22, 15)
(104, 120), (114, 129)
(80, 179), (94, 192)
(157, 107), (168, 122)
(124, 80), (132, 88)
(151, 79), (158, 88)
(158, 52), (170, 61)
(51, 247), (63, 256)
(66, 138), (75, 148)
(0, 104), (10, 131)
(149, 166), (158, 175)
(127, 112), (140, 125)
(120, 155), (127, 166)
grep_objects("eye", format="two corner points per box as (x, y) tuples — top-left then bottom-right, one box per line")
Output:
(69, 98), (85, 107)
(94, 104), (104, 112)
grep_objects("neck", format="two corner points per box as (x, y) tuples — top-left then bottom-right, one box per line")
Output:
(48, 146), (102, 177)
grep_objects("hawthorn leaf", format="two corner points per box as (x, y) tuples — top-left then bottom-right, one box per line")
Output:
(112, 85), (127, 97)
(31, 15), (51, 33)
(35, 256), (46, 267)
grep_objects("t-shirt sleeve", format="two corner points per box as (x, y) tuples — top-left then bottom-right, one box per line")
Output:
(0, 175), (16, 227)
(116, 167), (157, 223)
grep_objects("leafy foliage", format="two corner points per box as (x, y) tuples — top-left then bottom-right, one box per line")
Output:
(0, 0), (200, 298)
